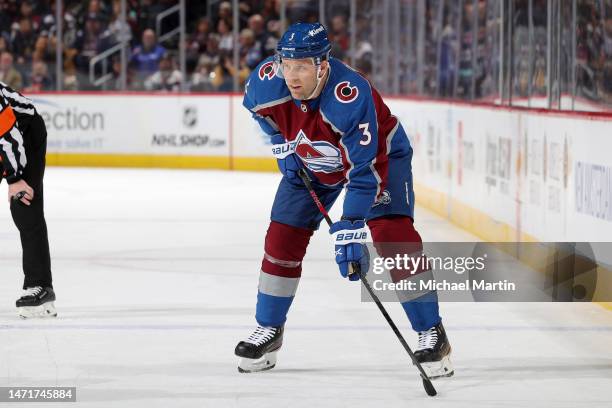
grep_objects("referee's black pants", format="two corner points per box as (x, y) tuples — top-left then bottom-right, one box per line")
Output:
(1, 113), (52, 289)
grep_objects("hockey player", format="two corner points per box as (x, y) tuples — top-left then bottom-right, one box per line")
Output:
(235, 23), (452, 378)
(0, 81), (56, 318)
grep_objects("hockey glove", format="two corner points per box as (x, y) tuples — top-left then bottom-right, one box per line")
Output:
(329, 219), (370, 281)
(271, 134), (302, 182)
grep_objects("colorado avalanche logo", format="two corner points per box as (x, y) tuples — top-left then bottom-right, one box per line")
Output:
(258, 61), (276, 80)
(334, 81), (359, 103)
(372, 190), (392, 207)
(294, 130), (343, 173)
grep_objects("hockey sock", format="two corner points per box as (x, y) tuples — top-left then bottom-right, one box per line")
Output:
(368, 215), (441, 332)
(255, 221), (313, 327)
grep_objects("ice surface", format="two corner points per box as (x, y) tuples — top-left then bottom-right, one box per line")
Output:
(1, 168), (610, 407)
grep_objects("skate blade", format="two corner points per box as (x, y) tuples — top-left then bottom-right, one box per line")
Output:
(17, 302), (57, 319)
(237, 350), (278, 373)
(421, 355), (454, 379)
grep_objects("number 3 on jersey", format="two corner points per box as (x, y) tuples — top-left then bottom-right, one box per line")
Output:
(359, 122), (372, 146)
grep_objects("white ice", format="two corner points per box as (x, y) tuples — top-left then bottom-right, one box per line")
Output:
(0, 168), (611, 408)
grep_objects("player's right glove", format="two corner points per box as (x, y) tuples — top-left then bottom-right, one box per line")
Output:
(329, 219), (370, 281)
(271, 134), (302, 182)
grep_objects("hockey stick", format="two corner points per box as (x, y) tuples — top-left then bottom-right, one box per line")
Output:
(298, 169), (437, 397)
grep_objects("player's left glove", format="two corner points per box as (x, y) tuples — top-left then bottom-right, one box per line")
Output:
(329, 219), (370, 281)
(271, 134), (302, 182)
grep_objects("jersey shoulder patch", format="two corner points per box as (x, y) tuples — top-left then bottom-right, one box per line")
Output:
(320, 59), (372, 133)
(257, 60), (277, 81)
(243, 57), (289, 112)
(334, 80), (359, 103)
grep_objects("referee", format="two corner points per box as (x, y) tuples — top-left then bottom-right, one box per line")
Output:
(0, 81), (55, 318)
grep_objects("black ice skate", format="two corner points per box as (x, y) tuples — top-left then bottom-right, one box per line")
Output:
(16, 287), (57, 319)
(414, 322), (454, 379)
(235, 325), (283, 373)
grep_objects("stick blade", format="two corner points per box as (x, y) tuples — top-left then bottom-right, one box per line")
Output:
(422, 377), (437, 397)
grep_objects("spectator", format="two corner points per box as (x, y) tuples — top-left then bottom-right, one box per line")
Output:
(248, 14), (277, 58)
(260, 0), (280, 25)
(216, 1), (233, 27)
(62, 48), (80, 90)
(329, 15), (349, 53)
(62, 13), (78, 49)
(80, 0), (110, 26)
(188, 17), (212, 53)
(72, 13), (113, 87)
(19, 1), (41, 32)
(32, 32), (56, 66)
(193, 29), (220, 82)
(39, 14), (56, 38)
(438, 22), (456, 97)
(211, 54), (234, 91)
(197, 33), (221, 71)
(239, 28), (261, 70)
(266, 19), (282, 44)
(0, 51), (23, 89)
(353, 40), (372, 64)
(11, 18), (37, 64)
(25, 60), (52, 92)
(239, 1), (253, 22)
(144, 54), (182, 92)
(190, 61), (215, 92)
(355, 12), (372, 46)
(455, 1), (487, 99)
(186, 17), (211, 72)
(108, 0), (132, 45)
(212, 53), (249, 91)
(130, 28), (165, 86)
(217, 19), (234, 54)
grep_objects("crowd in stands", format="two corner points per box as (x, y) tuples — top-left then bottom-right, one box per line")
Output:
(0, 0), (608, 107)
(0, 0), (369, 93)
(575, 0), (611, 104)
(420, 0), (611, 105)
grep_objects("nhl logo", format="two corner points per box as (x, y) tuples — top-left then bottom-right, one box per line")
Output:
(183, 106), (197, 128)
(300, 103), (308, 113)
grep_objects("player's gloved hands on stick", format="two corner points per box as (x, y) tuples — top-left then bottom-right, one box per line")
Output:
(278, 154), (302, 181)
(271, 134), (302, 182)
(329, 219), (369, 281)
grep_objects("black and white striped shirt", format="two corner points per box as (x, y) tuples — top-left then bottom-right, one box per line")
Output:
(1, 83), (37, 116)
(0, 81), (33, 183)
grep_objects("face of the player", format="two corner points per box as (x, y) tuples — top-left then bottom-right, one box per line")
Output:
(281, 58), (326, 100)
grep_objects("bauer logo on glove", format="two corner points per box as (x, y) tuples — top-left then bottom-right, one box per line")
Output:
(334, 231), (368, 243)
(271, 141), (295, 159)
(329, 219), (370, 280)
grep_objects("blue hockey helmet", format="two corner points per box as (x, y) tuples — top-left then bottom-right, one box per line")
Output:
(276, 22), (332, 62)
